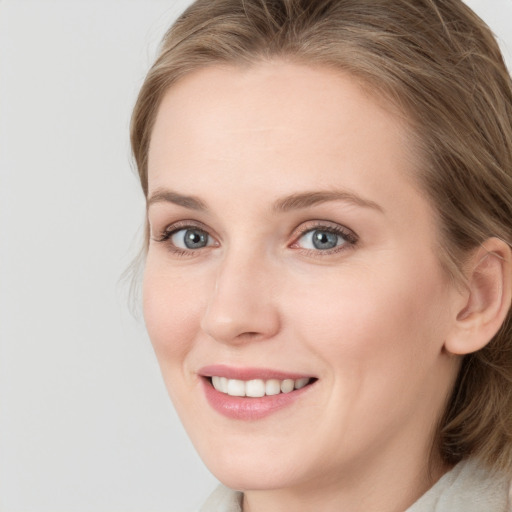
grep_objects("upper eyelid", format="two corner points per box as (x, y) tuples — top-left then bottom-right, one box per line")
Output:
(164, 219), (209, 231)
(165, 223), (208, 235)
(152, 219), (214, 238)
(291, 220), (357, 239)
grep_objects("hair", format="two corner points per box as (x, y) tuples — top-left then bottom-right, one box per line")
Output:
(130, 0), (512, 474)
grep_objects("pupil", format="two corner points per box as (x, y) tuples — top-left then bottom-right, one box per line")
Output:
(185, 230), (207, 249)
(312, 231), (338, 250)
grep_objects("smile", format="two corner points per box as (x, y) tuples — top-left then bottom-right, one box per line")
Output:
(199, 366), (317, 420)
(210, 376), (312, 397)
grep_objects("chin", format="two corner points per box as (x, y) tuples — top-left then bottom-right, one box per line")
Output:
(206, 456), (304, 491)
(191, 433), (308, 491)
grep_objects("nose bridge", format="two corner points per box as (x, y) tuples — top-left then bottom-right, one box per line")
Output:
(201, 245), (280, 344)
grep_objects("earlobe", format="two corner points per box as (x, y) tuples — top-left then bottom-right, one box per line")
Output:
(445, 237), (512, 356)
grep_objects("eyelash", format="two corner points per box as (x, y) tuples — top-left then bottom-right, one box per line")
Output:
(152, 221), (358, 257)
(290, 222), (358, 255)
(152, 221), (214, 258)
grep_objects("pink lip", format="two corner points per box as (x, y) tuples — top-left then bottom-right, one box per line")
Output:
(199, 365), (316, 421)
(199, 364), (313, 381)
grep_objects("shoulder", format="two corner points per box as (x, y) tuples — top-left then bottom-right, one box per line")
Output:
(407, 458), (512, 512)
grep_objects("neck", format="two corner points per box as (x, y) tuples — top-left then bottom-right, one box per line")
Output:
(242, 446), (451, 512)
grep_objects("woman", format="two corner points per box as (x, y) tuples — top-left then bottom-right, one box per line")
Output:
(131, 0), (512, 510)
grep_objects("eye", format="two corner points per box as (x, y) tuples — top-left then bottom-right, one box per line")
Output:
(170, 228), (214, 250)
(292, 224), (358, 253)
(301, 230), (340, 250)
(152, 222), (219, 257)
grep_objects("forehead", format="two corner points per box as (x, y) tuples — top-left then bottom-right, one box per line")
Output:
(147, 61), (425, 217)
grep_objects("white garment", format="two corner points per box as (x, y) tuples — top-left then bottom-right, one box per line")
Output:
(199, 458), (512, 511)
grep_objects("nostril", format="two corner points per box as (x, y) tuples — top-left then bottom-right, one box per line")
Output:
(236, 331), (263, 340)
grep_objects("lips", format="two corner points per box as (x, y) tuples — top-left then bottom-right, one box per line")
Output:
(199, 365), (317, 420)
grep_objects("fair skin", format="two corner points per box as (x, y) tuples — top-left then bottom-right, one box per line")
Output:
(143, 61), (511, 512)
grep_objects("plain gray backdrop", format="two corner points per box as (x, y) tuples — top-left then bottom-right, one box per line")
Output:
(1, 1), (511, 511)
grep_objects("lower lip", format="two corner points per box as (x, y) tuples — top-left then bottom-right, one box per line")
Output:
(201, 378), (315, 420)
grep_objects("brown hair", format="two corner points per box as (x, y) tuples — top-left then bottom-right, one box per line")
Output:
(130, 0), (512, 474)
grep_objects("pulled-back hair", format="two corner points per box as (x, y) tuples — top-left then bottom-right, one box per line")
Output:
(131, 0), (512, 474)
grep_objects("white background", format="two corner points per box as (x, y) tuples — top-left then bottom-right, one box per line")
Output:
(0, 1), (511, 511)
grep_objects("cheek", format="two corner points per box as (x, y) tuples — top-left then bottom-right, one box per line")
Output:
(281, 259), (455, 447)
(284, 256), (451, 369)
(142, 262), (204, 364)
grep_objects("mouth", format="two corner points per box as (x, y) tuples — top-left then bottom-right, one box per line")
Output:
(199, 365), (317, 420)
(207, 376), (315, 397)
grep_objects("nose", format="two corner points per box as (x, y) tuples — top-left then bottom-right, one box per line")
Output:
(200, 250), (281, 345)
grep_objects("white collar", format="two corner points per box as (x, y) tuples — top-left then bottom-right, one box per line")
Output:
(200, 458), (512, 512)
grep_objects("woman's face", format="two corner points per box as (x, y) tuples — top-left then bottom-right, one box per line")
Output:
(144, 62), (461, 493)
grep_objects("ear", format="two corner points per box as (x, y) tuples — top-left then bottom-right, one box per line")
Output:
(444, 237), (512, 355)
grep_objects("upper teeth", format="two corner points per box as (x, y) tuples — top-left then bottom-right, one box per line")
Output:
(211, 377), (311, 397)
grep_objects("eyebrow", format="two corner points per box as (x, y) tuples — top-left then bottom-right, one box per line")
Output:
(272, 190), (384, 213)
(147, 189), (207, 211)
(147, 188), (384, 213)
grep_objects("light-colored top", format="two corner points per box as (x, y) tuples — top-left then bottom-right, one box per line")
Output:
(200, 458), (512, 512)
